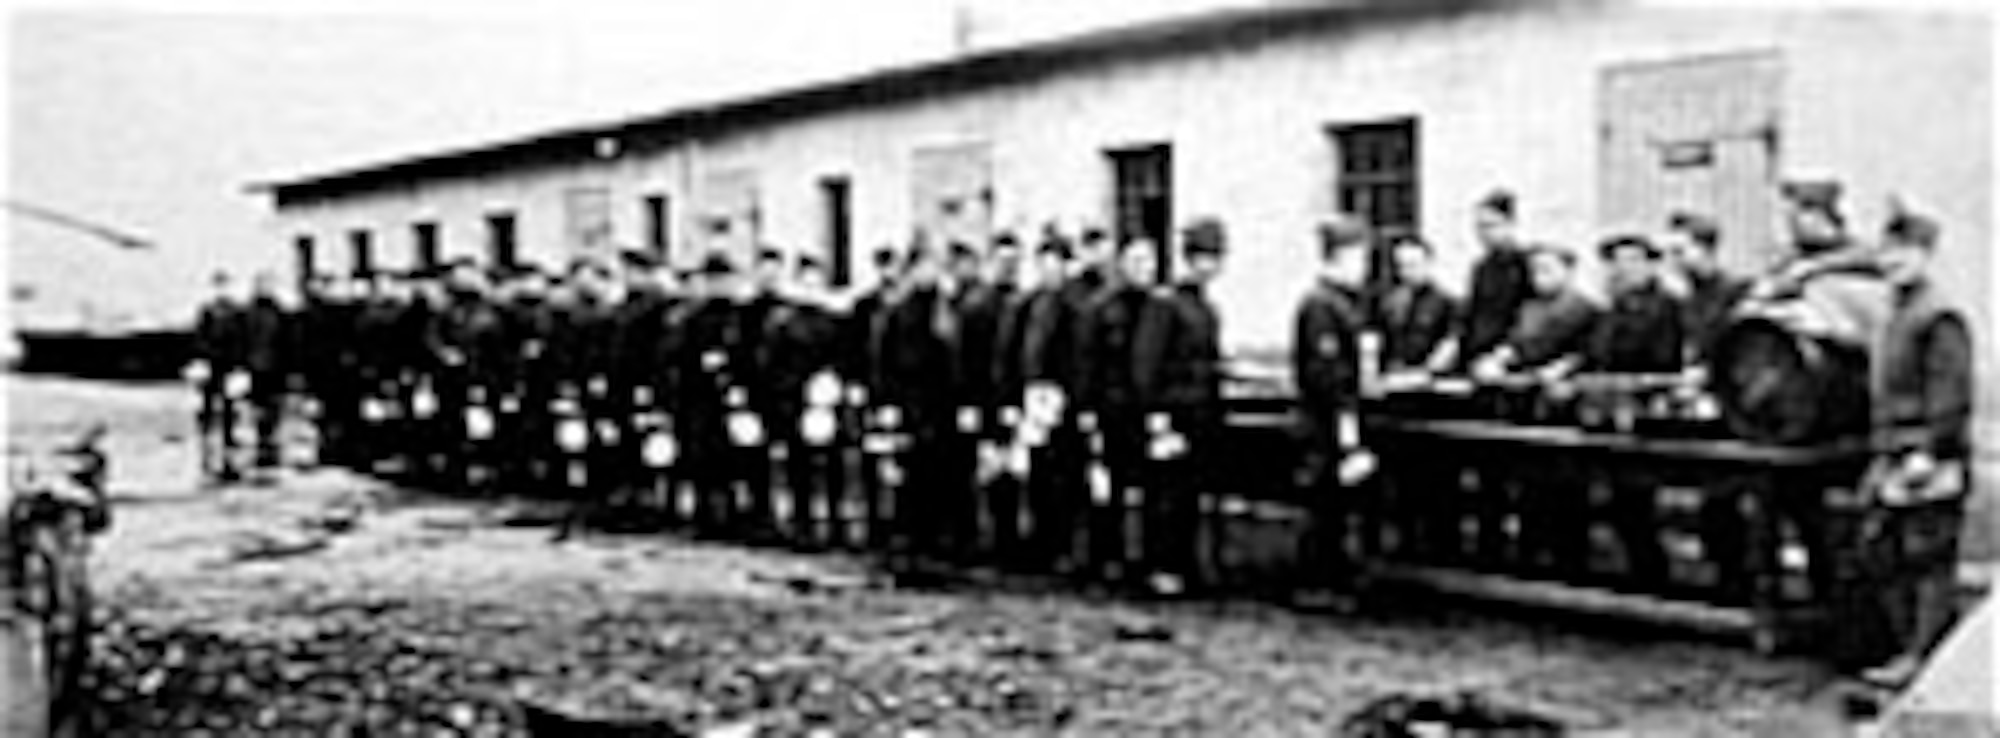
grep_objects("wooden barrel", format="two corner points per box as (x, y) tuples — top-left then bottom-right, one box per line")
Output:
(1709, 315), (1872, 444)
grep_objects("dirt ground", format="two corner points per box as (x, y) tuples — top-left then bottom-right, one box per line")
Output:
(6, 374), (1970, 736)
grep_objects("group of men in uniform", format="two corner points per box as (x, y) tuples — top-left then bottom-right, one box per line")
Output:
(188, 174), (1971, 611)
(190, 220), (1237, 596)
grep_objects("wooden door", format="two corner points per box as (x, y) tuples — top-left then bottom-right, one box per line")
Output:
(1600, 51), (1784, 274)
(911, 142), (993, 254)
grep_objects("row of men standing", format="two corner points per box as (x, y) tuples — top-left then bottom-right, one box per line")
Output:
(191, 222), (1241, 596)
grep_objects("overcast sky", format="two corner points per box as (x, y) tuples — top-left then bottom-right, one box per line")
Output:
(7, 0), (1248, 329)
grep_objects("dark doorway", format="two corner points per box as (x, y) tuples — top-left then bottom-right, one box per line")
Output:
(820, 176), (853, 287)
(348, 229), (373, 278)
(413, 221), (441, 272)
(486, 212), (519, 271)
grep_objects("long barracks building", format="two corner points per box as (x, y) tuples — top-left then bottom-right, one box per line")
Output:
(252, 0), (1992, 389)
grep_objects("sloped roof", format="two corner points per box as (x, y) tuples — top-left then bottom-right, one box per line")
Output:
(255, 0), (1505, 206)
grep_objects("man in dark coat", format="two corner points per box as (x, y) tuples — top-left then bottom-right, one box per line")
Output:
(1471, 244), (1599, 378)
(1459, 190), (1532, 368)
(1291, 215), (1376, 608)
(677, 254), (750, 536)
(1075, 236), (1167, 585)
(1588, 235), (1686, 584)
(960, 234), (1026, 560)
(1372, 236), (1459, 372)
(192, 270), (247, 483)
(1131, 218), (1228, 596)
(764, 256), (848, 548)
(1660, 211), (1750, 368)
(846, 246), (903, 547)
(1590, 235), (1685, 374)
(241, 271), (292, 471)
(1015, 228), (1096, 573)
(1849, 202), (1977, 678)
(352, 273), (406, 473)
(873, 245), (959, 569)
(1024, 224), (1120, 576)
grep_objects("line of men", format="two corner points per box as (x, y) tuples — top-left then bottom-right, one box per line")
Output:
(191, 222), (1237, 595)
(190, 174), (1969, 607)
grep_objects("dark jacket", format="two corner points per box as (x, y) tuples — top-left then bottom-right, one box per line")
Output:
(1461, 247), (1532, 364)
(1876, 282), (1975, 456)
(1590, 281), (1684, 373)
(1680, 270), (1751, 365)
(1020, 268), (1108, 393)
(1293, 278), (1368, 419)
(241, 296), (290, 376)
(762, 298), (845, 422)
(1076, 283), (1161, 413)
(874, 285), (958, 428)
(1135, 281), (1223, 412)
(1505, 289), (1599, 370)
(1371, 280), (1458, 371)
(194, 298), (245, 371)
(989, 286), (1039, 407)
(953, 282), (1017, 409)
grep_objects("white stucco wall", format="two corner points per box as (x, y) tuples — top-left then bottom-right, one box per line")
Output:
(272, 4), (1990, 367)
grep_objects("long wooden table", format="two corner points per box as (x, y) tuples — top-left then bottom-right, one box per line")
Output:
(1354, 414), (1962, 657)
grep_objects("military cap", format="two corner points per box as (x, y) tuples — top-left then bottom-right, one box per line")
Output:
(870, 246), (901, 269)
(755, 248), (785, 265)
(1316, 213), (1371, 256)
(1079, 225), (1109, 244)
(947, 241), (978, 261)
(699, 252), (737, 276)
(992, 231), (1022, 250)
(1780, 177), (1842, 212)
(1036, 232), (1074, 259)
(1180, 218), (1227, 257)
(1598, 234), (1660, 260)
(1666, 211), (1721, 248)
(797, 254), (825, 272)
(1884, 201), (1940, 250)
(1525, 241), (1578, 267)
(1477, 189), (1517, 219)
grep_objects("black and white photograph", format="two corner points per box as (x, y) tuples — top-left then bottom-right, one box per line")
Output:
(5, 0), (1996, 734)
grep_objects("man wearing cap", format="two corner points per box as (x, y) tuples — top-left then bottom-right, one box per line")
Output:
(192, 270), (248, 483)
(985, 234), (1040, 567)
(1132, 218), (1229, 596)
(1074, 236), (1170, 586)
(437, 260), (511, 495)
(241, 271), (294, 474)
(845, 246), (904, 548)
(1291, 214), (1377, 608)
(1843, 202), (1976, 678)
(1585, 235), (1686, 583)
(607, 253), (675, 517)
(1590, 235), (1685, 374)
(1660, 212), (1750, 368)
(949, 235), (1024, 561)
(762, 256), (848, 548)
(676, 253), (748, 535)
(1460, 190), (1533, 368)
(1017, 227), (1093, 573)
(874, 244), (960, 572)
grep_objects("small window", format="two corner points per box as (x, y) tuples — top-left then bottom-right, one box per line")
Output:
(1330, 118), (1419, 284)
(348, 230), (373, 278)
(820, 176), (853, 287)
(486, 212), (519, 270)
(642, 194), (671, 261)
(413, 222), (441, 271)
